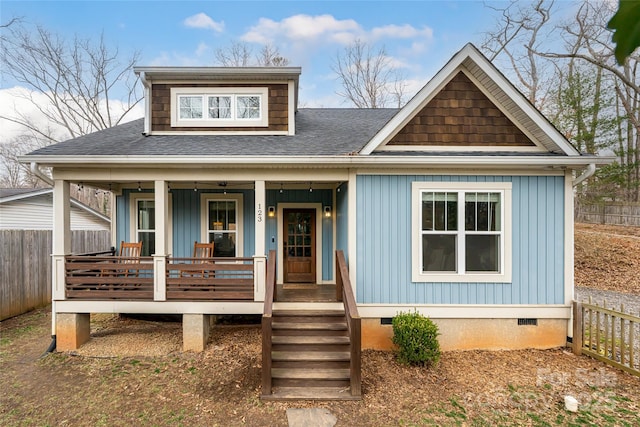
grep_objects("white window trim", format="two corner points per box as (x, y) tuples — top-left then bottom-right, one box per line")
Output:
(171, 87), (268, 128)
(411, 181), (512, 283)
(200, 193), (244, 257)
(128, 192), (173, 255)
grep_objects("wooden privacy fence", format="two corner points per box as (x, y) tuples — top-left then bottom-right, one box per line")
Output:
(575, 202), (640, 226)
(0, 229), (111, 320)
(573, 299), (640, 377)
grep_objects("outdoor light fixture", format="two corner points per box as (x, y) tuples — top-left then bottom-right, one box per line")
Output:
(324, 206), (332, 218)
(268, 206), (276, 217)
(194, 181), (198, 192)
(309, 182), (313, 193)
(138, 181), (141, 192)
(279, 183), (284, 194)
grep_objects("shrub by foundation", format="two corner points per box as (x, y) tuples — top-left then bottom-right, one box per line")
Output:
(392, 311), (441, 367)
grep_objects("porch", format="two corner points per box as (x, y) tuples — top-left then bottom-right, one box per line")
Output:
(63, 253), (338, 303)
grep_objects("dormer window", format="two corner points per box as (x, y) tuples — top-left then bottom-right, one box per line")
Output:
(171, 87), (268, 128)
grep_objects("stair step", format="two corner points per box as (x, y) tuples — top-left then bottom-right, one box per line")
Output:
(272, 335), (351, 345)
(272, 322), (347, 331)
(273, 310), (345, 317)
(272, 351), (350, 362)
(262, 387), (360, 401)
(272, 368), (350, 380)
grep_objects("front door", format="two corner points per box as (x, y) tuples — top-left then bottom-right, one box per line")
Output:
(283, 209), (316, 283)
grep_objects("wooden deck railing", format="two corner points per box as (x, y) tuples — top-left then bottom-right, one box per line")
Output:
(166, 257), (254, 300)
(65, 254), (256, 301)
(261, 250), (277, 396)
(573, 299), (640, 377)
(65, 255), (154, 299)
(336, 250), (362, 397)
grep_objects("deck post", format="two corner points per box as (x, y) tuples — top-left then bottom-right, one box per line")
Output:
(153, 180), (168, 301)
(572, 300), (583, 355)
(52, 179), (71, 302)
(183, 314), (211, 352)
(253, 255), (266, 301)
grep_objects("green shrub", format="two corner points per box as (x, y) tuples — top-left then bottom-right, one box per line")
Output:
(391, 311), (441, 367)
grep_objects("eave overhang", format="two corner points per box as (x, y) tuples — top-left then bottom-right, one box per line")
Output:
(21, 154), (615, 170)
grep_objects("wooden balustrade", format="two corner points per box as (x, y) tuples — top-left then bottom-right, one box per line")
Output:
(261, 250), (277, 396)
(65, 255), (256, 301)
(336, 250), (362, 397)
(166, 257), (254, 300)
(65, 255), (154, 300)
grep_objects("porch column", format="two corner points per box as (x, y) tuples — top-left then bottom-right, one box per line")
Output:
(254, 180), (266, 301)
(153, 180), (168, 301)
(52, 179), (71, 301)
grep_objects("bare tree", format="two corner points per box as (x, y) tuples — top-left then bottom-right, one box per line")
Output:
(333, 39), (406, 108)
(0, 22), (141, 212)
(215, 41), (289, 67)
(482, 0), (556, 109)
(483, 0), (640, 201)
(1, 24), (141, 140)
(215, 40), (253, 67)
(257, 44), (290, 66)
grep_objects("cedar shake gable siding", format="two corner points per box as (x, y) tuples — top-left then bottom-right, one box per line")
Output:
(388, 72), (535, 147)
(151, 83), (288, 132)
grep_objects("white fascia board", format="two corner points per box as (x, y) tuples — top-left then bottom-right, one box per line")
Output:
(70, 199), (111, 224)
(134, 66), (302, 81)
(24, 154), (615, 169)
(55, 300), (265, 314)
(0, 188), (53, 204)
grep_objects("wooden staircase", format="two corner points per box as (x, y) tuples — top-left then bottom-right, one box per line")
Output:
(261, 250), (361, 401)
(263, 308), (359, 400)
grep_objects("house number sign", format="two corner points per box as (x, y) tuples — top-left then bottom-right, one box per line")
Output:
(257, 203), (263, 223)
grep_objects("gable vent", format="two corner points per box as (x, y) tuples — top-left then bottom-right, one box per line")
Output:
(517, 318), (538, 326)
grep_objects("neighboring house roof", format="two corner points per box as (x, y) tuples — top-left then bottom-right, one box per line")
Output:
(0, 188), (110, 230)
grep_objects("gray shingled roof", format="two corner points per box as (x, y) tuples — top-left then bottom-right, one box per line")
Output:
(0, 188), (44, 198)
(28, 109), (399, 157)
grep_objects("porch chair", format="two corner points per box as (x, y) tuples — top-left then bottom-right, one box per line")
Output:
(182, 241), (215, 278)
(118, 241), (143, 277)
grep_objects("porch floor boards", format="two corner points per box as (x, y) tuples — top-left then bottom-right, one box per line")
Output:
(275, 284), (337, 302)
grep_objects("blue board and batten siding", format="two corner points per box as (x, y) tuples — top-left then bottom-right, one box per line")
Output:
(266, 189), (334, 281)
(356, 175), (565, 305)
(117, 189), (255, 258)
(117, 188), (335, 281)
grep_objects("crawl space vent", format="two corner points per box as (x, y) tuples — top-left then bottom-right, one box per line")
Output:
(517, 318), (538, 326)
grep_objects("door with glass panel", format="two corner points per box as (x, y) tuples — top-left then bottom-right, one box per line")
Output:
(136, 199), (155, 256)
(283, 209), (316, 283)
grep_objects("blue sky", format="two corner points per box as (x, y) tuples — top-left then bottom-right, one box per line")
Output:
(1, 0), (504, 108)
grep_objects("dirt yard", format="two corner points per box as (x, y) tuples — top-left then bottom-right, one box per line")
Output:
(1, 223), (639, 426)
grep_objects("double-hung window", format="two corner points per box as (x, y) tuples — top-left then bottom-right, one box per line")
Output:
(135, 198), (155, 257)
(412, 182), (512, 283)
(171, 87), (268, 128)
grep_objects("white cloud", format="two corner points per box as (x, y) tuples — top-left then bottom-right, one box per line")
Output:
(183, 13), (224, 32)
(241, 14), (433, 47)
(371, 24), (433, 40)
(242, 14), (361, 45)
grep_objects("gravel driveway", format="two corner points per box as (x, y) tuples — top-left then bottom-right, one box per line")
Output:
(575, 287), (640, 315)
(575, 287), (640, 370)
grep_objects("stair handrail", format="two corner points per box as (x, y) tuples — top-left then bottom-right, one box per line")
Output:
(336, 250), (361, 397)
(261, 249), (277, 396)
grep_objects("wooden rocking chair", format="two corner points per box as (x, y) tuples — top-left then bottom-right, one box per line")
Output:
(118, 241), (142, 277)
(182, 241), (215, 278)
